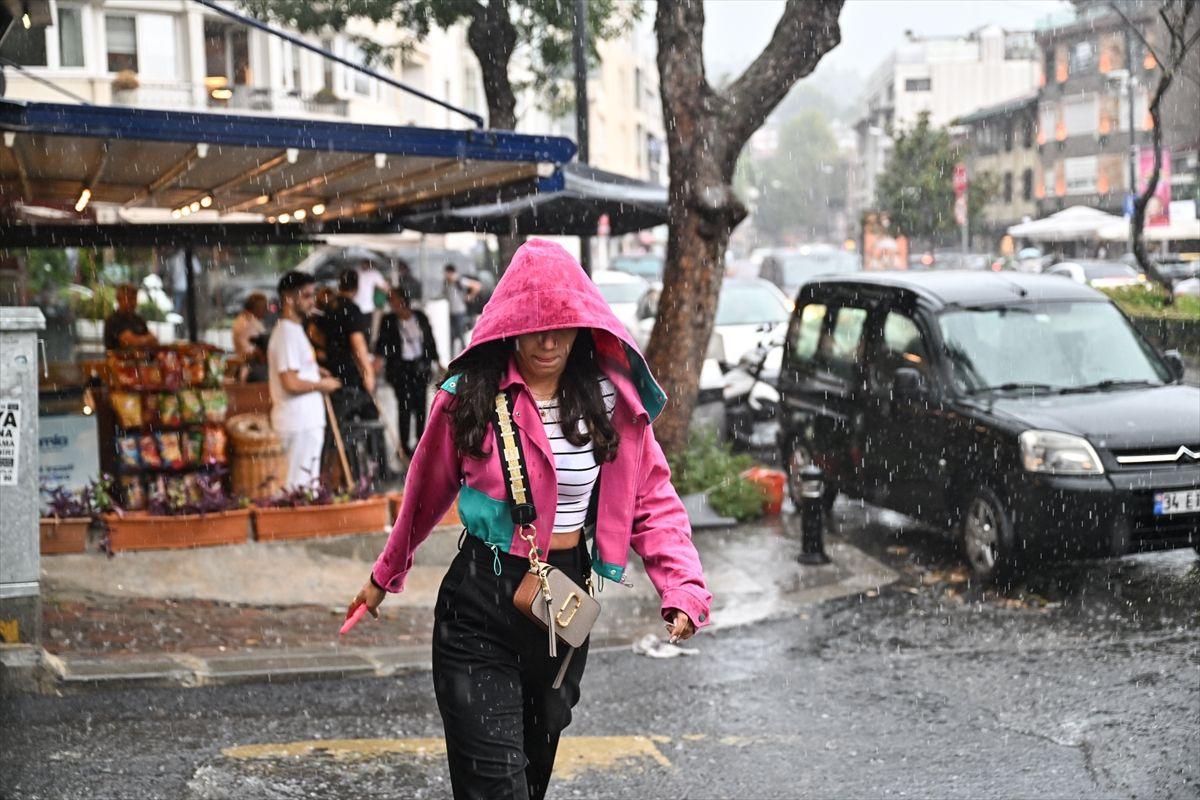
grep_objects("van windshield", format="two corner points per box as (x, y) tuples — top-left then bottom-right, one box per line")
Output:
(937, 301), (1170, 393)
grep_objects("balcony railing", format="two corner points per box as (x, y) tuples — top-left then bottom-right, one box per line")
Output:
(110, 82), (349, 118)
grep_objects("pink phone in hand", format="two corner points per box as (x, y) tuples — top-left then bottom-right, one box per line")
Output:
(340, 603), (369, 635)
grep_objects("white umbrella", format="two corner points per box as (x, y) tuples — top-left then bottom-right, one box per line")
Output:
(1007, 205), (1127, 242)
(1098, 216), (1200, 242)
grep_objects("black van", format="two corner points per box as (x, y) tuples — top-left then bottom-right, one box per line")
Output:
(777, 272), (1200, 581)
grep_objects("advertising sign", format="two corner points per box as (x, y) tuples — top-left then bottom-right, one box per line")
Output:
(38, 414), (99, 494)
(0, 399), (19, 486)
(1137, 147), (1171, 226)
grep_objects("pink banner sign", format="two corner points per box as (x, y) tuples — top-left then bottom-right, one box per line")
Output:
(1138, 147), (1171, 227)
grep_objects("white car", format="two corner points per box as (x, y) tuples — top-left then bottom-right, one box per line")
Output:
(1045, 260), (1146, 289)
(635, 277), (792, 368)
(592, 270), (650, 338)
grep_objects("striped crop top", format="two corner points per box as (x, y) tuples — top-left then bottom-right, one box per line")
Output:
(535, 377), (617, 532)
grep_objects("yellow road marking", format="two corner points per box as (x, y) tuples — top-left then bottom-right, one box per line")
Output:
(223, 735), (673, 779)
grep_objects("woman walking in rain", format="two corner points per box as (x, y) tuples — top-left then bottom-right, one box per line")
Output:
(348, 239), (711, 800)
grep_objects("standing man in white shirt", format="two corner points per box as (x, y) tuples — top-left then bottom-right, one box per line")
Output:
(268, 271), (341, 488)
(353, 258), (391, 316)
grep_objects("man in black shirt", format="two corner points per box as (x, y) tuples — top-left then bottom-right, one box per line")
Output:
(103, 283), (159, 351)
(317, 269), (380, 483)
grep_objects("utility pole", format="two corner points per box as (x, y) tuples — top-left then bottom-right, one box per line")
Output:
(1123, 24), (1139, 253)
(573, 0), (592, 275)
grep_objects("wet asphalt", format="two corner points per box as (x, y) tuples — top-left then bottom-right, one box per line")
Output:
(2, 503), (1198, 799)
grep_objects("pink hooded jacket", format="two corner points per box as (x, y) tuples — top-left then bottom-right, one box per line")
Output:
(372, 239), (712, 629)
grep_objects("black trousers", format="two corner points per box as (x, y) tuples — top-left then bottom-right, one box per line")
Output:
(433, 533), (591, 800)
(386, 361), (429, 458)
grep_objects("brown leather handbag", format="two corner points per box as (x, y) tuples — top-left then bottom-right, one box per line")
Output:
(493, 391), (600, 686)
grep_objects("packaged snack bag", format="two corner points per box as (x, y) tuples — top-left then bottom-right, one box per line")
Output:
(117, 435), (141, 469)
(141, 393), (159, 427)
(184, 430), (205, 465)
(157, 349), (183, 391)
(141, 364), (162, 391)
(111, 391), (143, 428)
(179, 390), (204, 425)
(159, 393), (181, 427)
(205, 352), (226, 387)
(184, 350), (206, 387)
(139, 434), (162, 468)
(201, 389), (228, 424)
(157, 432), (185, 469)
(203, 425), (228, 464)
(121, 476), (146, 510)
(181, 473), (202, 503)
(109, 355), (140, 389)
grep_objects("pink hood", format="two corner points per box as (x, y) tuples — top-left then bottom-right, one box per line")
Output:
(454, 238), (667, 420)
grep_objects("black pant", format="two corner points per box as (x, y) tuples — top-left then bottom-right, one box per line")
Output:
(387, 361), (429, 458)
(433, 533), (590, 800)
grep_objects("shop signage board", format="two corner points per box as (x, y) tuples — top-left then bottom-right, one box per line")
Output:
(38, 414), (99, 494)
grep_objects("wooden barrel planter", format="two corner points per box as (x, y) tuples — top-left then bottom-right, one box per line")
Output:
(103, 509), (252, 551)
(39, 517), (91, 554)
(226, 413), (286, 500)
(253, 496), (390, 541)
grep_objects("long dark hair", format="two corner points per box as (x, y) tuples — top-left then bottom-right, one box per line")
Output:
(449, 330), (620, 463)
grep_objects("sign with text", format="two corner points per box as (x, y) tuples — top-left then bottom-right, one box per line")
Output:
(38, 414), (99, 495)
(1137, 147), (1171, 227)
(953, 163), (968, 197)
(0, 399), (19, 486)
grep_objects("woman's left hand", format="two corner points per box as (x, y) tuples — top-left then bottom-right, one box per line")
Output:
(665, 609), (696, 643)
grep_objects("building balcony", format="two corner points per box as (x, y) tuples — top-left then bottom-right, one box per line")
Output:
(109, 82), (350, 119)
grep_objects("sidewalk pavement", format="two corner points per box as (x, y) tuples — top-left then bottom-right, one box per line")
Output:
(1, 513), (896, 694)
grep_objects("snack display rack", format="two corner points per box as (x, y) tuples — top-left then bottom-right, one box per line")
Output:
(97, 344), (230, 508)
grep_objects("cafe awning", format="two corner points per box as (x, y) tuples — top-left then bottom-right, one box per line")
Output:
(0, 98), (575, 246)
(397, 162), (668, 237)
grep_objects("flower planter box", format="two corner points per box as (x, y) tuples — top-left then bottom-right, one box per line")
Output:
(386, 491), (460, 528)
(253, 496), (390, 541)
(39, 517), (91, 554)
(103, 509), (251, 552)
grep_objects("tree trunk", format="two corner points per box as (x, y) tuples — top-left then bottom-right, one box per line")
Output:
(467, 1), (523, 272)
(1131, 68), (1173, 299)
(650, 0), (843, 456)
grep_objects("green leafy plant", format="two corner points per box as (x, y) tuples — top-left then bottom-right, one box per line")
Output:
(667, 431), (764, 522)
(1102, 286), (1200, 320)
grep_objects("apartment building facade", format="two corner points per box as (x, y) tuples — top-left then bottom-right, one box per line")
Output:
(0, 1), (664, 184)
(958, 92), (1040, 240)
(849, 25), (1041, 220)
(1033, 5), (1199, 218)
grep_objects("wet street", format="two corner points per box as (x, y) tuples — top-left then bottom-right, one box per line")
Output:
(3, 504), (1199, 800)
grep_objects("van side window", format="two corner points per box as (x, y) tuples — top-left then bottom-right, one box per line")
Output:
(824, 307), (869, 381)
(788, 303), (827, 364)
(870, 311), (930, 395)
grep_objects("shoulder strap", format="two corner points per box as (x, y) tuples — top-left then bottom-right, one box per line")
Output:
(492, 389), (537, 527)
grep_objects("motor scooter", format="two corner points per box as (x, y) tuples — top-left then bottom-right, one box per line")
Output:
(722, 335), (783, 455)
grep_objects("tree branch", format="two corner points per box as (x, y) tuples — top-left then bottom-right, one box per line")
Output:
(720, 0), (843, 170)
(1109, 1), (1163, 68)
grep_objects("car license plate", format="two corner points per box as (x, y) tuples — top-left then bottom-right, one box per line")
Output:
(1154, 489), (1200, 516)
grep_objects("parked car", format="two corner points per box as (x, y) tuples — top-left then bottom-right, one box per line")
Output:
(1045, 260), (1146, 289)
(759, 245), (860, 298)
(1173, 277), (1200, 297)
(636, 277), (792, 369)
(777, 271), (1199, 582)
(611, 253), (663, 281)
(593, 270), (650, 337)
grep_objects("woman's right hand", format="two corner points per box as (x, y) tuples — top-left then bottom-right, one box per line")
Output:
(348, 578), (387, 621)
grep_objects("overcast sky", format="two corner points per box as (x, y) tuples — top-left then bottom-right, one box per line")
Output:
(702, 0), (1074, 83)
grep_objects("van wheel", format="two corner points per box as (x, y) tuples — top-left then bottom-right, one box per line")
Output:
(786, 440), (836, 512)
(960, 487), (1018, 584)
